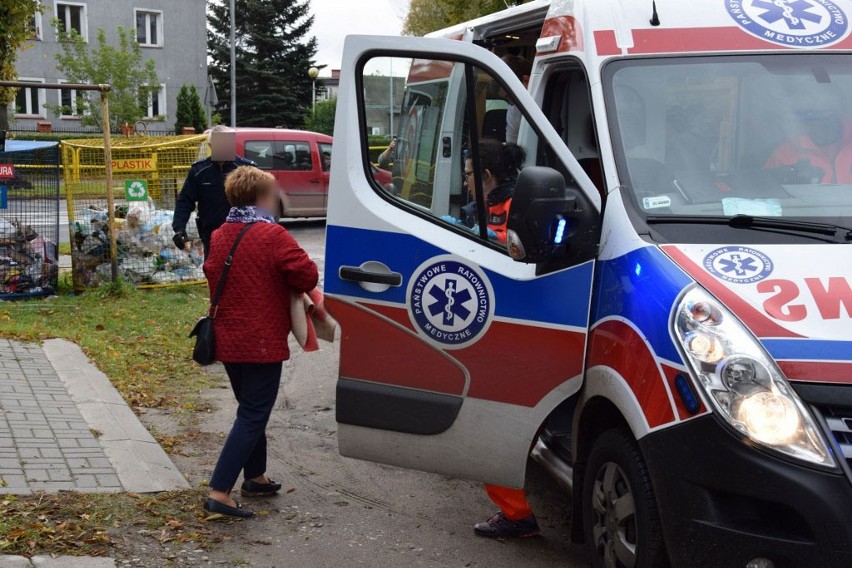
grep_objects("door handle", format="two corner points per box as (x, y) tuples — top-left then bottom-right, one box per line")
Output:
(339, 266), (403, 287)
(309, 179), (321, 184)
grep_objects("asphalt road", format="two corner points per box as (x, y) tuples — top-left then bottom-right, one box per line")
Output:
(144, 219), (590, 568)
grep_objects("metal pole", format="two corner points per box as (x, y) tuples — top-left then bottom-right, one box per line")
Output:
(229, 0), (237, 127)
(100, 90), (119, 283)
(312, 79), (317, 115)
(389, 59), (394, 136)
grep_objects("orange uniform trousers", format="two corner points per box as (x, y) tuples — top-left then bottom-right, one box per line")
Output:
(484, 484), (534, 521)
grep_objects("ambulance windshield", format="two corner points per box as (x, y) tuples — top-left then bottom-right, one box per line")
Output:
(605, 55), (852, 235)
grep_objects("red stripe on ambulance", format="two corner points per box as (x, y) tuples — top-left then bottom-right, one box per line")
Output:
(327, 298), (467, 396)
(458, 321), (585, 407)
(779, 361), (852, 384)
(593, 30), (620, 56)
(588, 319), (676, 428)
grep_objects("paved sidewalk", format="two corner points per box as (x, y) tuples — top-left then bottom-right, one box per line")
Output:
(0, 341), (120, 494)
(0, 339), (188, 494)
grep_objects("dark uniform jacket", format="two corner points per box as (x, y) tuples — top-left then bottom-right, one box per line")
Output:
(172, 156), (255, 244)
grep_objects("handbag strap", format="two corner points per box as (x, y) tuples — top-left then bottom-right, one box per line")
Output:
(209, 223), (254, 317)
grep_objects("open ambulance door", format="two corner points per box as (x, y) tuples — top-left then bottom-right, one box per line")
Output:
(325, 36), (602, 488)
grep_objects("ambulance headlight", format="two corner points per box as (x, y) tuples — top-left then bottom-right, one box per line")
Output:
(674, 287), (835, 468)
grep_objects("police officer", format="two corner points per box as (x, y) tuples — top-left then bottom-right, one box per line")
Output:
(172, 126), (255, 256)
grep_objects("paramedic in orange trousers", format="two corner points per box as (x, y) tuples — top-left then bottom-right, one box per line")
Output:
(457, 139), (540, 538)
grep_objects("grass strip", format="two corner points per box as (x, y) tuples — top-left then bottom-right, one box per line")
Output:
(0, 280), (215, 410)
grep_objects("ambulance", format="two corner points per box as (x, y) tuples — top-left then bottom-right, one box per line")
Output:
(324, 0), (852, 565)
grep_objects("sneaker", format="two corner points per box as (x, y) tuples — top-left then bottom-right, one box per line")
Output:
(474, 512), (541, 539)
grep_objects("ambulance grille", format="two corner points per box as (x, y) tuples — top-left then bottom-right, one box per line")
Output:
(817, 406), (852, 479)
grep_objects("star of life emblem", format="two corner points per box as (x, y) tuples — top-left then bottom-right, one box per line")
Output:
(704, 246), (775, 284)
(727, 0), (850, 48)
(408, 257), (494, 349)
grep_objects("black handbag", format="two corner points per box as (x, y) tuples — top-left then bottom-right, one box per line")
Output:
(189, 224), (254, 365)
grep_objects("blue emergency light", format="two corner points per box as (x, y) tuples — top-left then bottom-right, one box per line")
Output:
(674, 373), (701, 414)
(554, 217), (567, 245)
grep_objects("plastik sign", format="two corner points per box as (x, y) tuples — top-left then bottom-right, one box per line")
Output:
(0, 164), (14, 179)
(407, 256), (495, 349)
(727, 0), (850, 48)
(112, 157), (157, 171)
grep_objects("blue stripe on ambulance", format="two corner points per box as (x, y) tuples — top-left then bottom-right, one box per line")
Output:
(592, 246), (692, 364)
(325, 225), (593, 329)
(761, 339), (852, 362)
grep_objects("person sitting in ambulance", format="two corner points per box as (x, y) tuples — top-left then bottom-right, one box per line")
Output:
(765, 95), (852, 184)
(451, 140), (526, 244)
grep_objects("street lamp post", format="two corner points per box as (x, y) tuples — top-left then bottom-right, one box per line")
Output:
(229, 0), (236, 127)
(308, 67), (319, 115)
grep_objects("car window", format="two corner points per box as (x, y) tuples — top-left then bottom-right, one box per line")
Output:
(319, 142), (332, 172)
(277, 141), (313, 171)
(244, 140), (276, 170)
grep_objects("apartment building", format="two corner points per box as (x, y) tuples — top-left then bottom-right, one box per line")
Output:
(11, 0), (208, 132)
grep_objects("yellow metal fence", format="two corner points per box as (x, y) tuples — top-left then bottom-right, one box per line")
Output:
(62, 135), (208, 290)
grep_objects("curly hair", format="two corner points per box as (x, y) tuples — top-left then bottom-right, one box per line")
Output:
(224, 166), (276, 207)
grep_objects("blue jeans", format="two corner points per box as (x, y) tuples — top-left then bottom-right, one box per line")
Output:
(209, 362), (282, 492)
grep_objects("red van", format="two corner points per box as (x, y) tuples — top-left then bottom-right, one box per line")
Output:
(233, 128), (333, 218)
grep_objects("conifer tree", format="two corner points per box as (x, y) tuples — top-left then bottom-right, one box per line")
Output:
(208, 0), (318, 128)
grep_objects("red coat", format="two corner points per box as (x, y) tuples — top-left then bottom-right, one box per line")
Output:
(204, 222), (318, 363)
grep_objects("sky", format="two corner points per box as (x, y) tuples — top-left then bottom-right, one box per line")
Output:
(310, 0), (411, 75)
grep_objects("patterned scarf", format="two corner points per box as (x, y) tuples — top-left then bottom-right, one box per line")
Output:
(225, 206), (276, 225)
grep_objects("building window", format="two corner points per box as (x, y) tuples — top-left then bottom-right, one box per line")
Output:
(59, 82), (86, 118)
(14, 79), (45, 117)
(135, 9), (163, 47)
(30, 3), (43, 41)
(139, 85), (166, 119)
(55, 2), (87, 41)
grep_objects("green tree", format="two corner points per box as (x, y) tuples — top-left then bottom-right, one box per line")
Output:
(304, 96), (336, 136)
(403, 0), (528, 36)
(208, 0), (318, 128)
(0, 0), (42, 132)
(187, 84), (207, 133)
(174, 84), (206, 133)
(52, 25), (159, 131)
(175, 85), (193, 133)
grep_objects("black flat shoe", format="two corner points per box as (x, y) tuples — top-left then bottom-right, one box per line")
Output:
(204, 498), (253, 518)
(240, 478), (283, 498)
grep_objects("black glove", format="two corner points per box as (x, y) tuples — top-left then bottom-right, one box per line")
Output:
(173, 230), (188, 251)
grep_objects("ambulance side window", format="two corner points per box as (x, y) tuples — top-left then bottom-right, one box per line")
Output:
(361, 56), (555, 249)
(541, 67), (606, 198)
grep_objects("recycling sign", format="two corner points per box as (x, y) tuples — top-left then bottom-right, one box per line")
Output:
(125, 179), (149, 202)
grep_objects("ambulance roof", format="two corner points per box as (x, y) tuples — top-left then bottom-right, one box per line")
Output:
(431, 0), (852, 61)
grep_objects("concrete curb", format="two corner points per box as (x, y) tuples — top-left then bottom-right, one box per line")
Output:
(41, 339), (189, 493)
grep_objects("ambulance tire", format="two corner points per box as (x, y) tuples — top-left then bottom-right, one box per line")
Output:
(582, 429), (668, 568)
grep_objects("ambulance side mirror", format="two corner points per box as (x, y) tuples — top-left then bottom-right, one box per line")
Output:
(506, 166), (593, 264)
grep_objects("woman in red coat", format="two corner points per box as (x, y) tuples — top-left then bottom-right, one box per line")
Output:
(202, 166), (318, 518)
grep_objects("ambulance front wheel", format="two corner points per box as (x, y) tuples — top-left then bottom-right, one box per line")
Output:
(582, 429), (668, 568)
